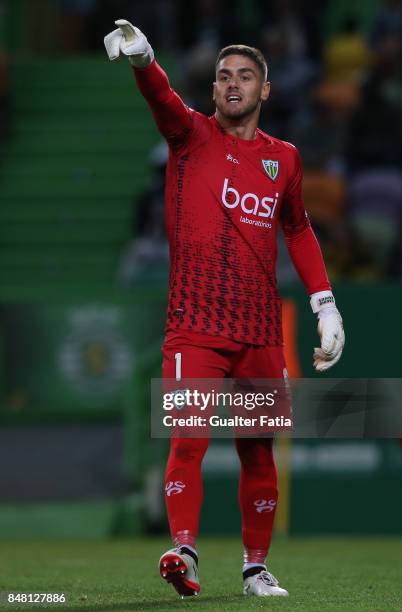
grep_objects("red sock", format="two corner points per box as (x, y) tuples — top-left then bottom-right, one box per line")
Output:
(235, 438), (278, 560)
(165, 437), (209, 545)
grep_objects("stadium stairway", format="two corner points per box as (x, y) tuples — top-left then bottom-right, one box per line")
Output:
(0, 56), (171, 299)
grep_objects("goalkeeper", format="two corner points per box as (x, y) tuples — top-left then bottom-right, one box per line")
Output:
(105, 20), (345, 599)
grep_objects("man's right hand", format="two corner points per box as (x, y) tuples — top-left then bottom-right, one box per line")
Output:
(104, 19), (154, 68)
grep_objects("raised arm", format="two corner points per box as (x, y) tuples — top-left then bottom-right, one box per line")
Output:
(104, 19), (193, 146)
(280, 147), (345, 372)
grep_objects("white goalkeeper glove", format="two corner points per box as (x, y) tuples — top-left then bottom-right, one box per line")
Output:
(104, 19), (154, 68)
(310, 290), (345, 372)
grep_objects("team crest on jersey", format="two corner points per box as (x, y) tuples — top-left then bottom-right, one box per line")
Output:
(262, 159), (279, 181)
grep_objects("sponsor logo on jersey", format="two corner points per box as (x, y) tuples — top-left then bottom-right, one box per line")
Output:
(222, 178), (278, 219)
(165, 481), (186, 496)
(254, 499), (277, 513)
(262, 159), (279, 181)
(226, 153), (239, 164)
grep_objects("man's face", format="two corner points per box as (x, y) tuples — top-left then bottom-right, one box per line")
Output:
(213, 54), (270, 121)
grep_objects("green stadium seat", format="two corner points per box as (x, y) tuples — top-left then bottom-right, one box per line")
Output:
(0, 55), (176, 297)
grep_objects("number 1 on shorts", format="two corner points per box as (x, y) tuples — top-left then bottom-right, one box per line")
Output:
(175, 352), (182, 381)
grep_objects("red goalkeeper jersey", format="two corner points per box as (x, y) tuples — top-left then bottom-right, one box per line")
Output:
(134, 61), (330, 346)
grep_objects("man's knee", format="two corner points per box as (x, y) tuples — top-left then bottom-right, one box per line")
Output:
(170, 438), (209, 463)
(236, 438), (275, 472)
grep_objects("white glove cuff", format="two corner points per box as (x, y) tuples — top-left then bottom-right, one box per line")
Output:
(310, 290), (336, 314)
(128, 48), (154, 68)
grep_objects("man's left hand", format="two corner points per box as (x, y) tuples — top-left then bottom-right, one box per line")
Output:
(310, 291), (345, 372)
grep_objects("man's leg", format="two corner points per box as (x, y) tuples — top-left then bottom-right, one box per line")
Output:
(235, 437), (278, 565)
(164, 436), (209, 549)
(160, 435), (209, 597)
(160, 330), (233, 596)
(232, 344), (289, 596)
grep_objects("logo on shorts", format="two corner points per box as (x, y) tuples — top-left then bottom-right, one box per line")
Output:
(262, 159), (279, 181)
(254, 499), (277, 513)
(165, 481), (186, 496)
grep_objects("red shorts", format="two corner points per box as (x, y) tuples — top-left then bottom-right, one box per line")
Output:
(162, 329), (287, 380)
(162, 330), (291, 436)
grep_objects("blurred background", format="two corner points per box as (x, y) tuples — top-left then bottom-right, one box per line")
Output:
(0, 0), (401, 541)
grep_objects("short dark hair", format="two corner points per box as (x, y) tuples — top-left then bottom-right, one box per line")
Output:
(216, 45), (268, 81)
